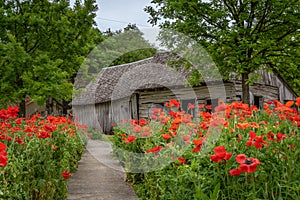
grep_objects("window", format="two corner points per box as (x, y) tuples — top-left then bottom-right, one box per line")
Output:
(254, 96), (263, 109)
(206, 98), (218, 112)
(236, 95), (242, 101)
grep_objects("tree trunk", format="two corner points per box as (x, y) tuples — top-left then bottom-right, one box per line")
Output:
(19, 98), (26, 117)
(242, 72), (250, 105)
(46, 97), (53, 115)
(62, 100), (70, 116)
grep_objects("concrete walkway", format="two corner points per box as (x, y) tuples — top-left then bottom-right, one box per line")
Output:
(67, 140), (138, 200)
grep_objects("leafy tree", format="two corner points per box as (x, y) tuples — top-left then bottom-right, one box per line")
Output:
(77, 24), (157, 89)
(0, 0), (101, 116)
(106, 24), (157, 66)
(145, 0), (300, 103)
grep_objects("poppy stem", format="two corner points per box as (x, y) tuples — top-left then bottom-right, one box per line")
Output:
(251, 173), (256, 196)
(245, 172), (249, 190)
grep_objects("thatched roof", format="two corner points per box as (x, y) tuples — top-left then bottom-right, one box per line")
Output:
(72, 52), (193, 106)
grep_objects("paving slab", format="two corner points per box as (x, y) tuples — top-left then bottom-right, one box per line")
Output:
(67, 140), (137, 200)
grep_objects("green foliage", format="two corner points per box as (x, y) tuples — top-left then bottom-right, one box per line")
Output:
(0, 0), (101, 114)
(76, 24), (157, 89)
(145, 0), (300, 102)
(0, 110), (87, 199)
(111, 99), (300, 199)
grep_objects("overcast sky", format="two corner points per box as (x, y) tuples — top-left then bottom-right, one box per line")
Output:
(69, 0), (161, 48)
(94, 0), (154, 31)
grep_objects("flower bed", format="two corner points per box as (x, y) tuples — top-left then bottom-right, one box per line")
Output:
(0, 106), (87, 199)
(112, 98), (300, 199)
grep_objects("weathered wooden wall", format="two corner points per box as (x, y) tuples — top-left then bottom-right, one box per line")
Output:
(138, 83), (235, 119)
(94, 96), (138, 134)
(73, 105), (99, 128)
(255, 70), (297, 101)
(234, 81), (279, 103)
(95, 101), (112, 134)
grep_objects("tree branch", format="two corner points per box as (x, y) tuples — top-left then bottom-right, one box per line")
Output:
(190, 4), (225, 30)
(247, 1), (257, 29)
(252, 0), (270, 34)
(223, 0), (240, 27)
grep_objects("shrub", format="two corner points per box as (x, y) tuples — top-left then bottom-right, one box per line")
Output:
(112, 98), (300, 199)
(0, 106), (87, 200)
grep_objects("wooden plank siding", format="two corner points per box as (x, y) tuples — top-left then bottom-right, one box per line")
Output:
(95, 97), (133, 134)
(234, 81), (279, 104)
(256, 70), (297, 101)
(95, 102), (112, 134)
(73, 105), (99, 128)
(137, 83), (235, 119)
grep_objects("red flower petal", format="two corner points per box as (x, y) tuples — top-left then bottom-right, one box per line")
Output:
(0, 142), (7, 152)
(162, 134), (172, 140)
(213, 146), (226, 158)
(210, 155), (222, 162)
(224, 153), (232, 160)
(236, 154), (247, 164)
(249, 131), (256, 139)
(229, 168), (242, 176)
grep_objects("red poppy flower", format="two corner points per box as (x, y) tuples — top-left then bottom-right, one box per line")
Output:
(210, 146), (232, 163)
(215, 103), (226, 112)
(37, 131), (51, 139)
(169, 99), (180, 108)
(125, 135), (136, 144)
(205, 105), (212, 110)
(169, 110), (177, 118)
(62, 171), (72, 179)
(285, 101), (294, 108)
(188, 103), (195, 109)
(0, 142), (7, 152)
(214, 146), (226, 157)
(182, 114), (192, 123)
(0, 142), (8, 167)
(296, 97), (300, 106)
(132, 125), (142, 133)
(152, 108), (162, 115)
(183, 135), (190, 144)
(15, 118), (24, 125)
(276, 133), (286, 142)
(249, 105), (258, 112)
(139, 118), (147, 126)
(177, 157), (188, 165)
(151, 115), (157, 120)
(193, 139), (203, 146)
(141, 131), (151, 137)
(198, 122), (208, 131)
(246, 131), (265, 149)
(210, 155), (222, 162)
(199, 104), (205, 109)
(0, 152), (8, 167)
(173, 117), (182, 124)
(267, 132), (275, 141)
(131, 119), (138, 125)
(43, 124), (57, 132)
(15, 137), (25, 145)
(236, 154), (261, 173)
(145, 146), (163, 154)
(237, 122), (250, 130)
(229, 168), (242, 176)
(192, 146), (201, 153)
(162, 134), (172, 140)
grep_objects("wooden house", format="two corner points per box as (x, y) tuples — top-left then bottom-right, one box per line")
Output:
(72, 52), (298, 134)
